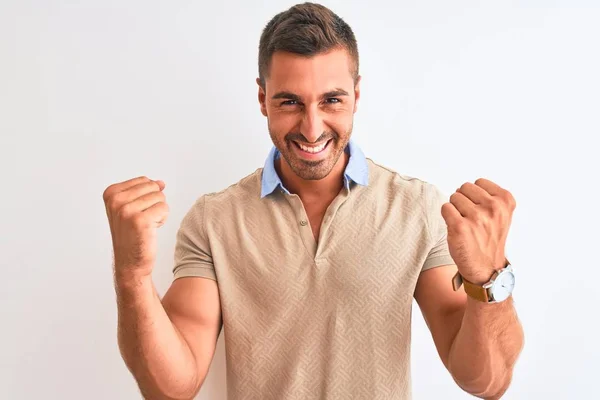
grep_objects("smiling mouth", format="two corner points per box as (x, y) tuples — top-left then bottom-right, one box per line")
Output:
(293, 139), (332, 154)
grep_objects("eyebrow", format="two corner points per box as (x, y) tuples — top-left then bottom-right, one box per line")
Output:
(271, 88), (350, 101)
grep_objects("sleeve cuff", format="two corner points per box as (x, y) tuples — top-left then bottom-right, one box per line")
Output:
(173, 265), (217, 281)
(422, 255), (456, 272)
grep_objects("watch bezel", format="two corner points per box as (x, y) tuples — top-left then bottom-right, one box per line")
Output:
(488, 265), (515, 303)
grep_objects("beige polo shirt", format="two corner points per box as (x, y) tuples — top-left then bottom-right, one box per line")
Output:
(172, 144), (455, 400)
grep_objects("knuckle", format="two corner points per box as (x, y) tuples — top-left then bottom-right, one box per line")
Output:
(489, 199), (504, 217)
(102, 186), (113, 202)
(131, 213), (149, 230)
(472, 211), (484, 224)
(506, 192), (517, 210)
(489, 196), (501, 208)
(441, 202), (451, 213)
(108, 192), (125, 212)
(454, 220), (468, 233)
(106, 198), (118, 212)
(118, 202), (135, 219)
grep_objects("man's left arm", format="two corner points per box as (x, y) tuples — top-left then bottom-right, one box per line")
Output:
(415, 264), (524, 399)
(415, 178), (524, 399)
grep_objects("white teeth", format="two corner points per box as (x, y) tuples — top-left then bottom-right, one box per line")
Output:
(298, 141), (328, 153)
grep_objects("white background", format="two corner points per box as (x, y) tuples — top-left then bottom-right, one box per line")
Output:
(1, 1), (598, 399)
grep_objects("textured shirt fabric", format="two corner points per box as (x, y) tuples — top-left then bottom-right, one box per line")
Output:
(172, 142), (455, 400)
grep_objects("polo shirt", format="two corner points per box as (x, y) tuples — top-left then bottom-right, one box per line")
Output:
(172, 140), (455, 399)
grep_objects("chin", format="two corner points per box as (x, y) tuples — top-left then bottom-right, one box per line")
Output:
(292, 166), (332, 181)
(288, 149), (343, 181)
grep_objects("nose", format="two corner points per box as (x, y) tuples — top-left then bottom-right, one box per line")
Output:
(300, 105), (325, 143)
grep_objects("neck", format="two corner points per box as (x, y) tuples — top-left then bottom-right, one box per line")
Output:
(276, 151), (349, 200)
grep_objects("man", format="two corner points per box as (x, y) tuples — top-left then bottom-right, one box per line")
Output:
(103, 3), (524, 399)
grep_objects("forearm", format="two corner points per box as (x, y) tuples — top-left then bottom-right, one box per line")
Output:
(448, 296), (524, 399)
(115, 274), (200, 400)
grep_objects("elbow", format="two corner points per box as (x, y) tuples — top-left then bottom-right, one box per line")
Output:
(135, 375), (202, 400)
(452, 368), (514, 400)
(138, 386), (200, 400)
(117, 343), (202, 400)
(477, 370), (514, 400)
(137, 365), (203, 400)
(450, 326), (524, 399)
(476, 326), (524, 398)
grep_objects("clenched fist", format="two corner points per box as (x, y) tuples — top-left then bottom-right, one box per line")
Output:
(103, 176), (169, 280)
(441, 178), (516, 285)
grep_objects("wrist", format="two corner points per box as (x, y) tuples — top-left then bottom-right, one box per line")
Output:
(114, 267), (153, 290)
(461, 272), (494, 286)
(113, 270), (155, 309)
(459, 258), (510, 286)
(456, 259), (514, 304)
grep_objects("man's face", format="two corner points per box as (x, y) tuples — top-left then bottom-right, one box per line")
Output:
(258, 48), (360, 181)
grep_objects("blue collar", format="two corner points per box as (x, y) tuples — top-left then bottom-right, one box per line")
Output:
(260, 139), (369, 198)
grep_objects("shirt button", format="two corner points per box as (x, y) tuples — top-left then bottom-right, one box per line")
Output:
(300, 220), (308, 226)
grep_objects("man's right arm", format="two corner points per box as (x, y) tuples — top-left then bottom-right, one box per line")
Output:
(103, 176), (222, 400)
(116, 274), (222, 400)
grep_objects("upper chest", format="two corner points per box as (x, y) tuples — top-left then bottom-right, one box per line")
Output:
(207, 189), (431, 302)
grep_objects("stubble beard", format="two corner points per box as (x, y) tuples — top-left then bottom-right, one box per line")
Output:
(268, 126), (352, 181)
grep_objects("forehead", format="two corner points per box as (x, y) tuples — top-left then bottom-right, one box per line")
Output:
(266, 48), (354, 95)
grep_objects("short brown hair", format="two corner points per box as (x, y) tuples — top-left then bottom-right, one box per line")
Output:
(258, 2), (359, 88)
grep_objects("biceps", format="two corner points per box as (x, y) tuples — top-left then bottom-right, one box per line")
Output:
(162, 277), (223, 373)
(414, 264), (467, 368)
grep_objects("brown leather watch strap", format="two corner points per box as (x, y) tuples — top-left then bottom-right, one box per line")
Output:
(451, 272), (489, 302)
(463, 278), (490, 302)
(451, 258), (510, 303)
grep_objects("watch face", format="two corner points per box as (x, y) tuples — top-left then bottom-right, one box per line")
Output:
(491, 270), (515, 302)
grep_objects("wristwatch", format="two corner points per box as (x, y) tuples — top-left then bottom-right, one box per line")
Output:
(452, 259), (515, 303)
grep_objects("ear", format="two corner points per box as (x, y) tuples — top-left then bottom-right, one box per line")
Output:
(257, 78), (267, 117)
(353, 75), (361, 114)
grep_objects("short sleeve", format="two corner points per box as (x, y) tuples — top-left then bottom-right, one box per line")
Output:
(172, 196), (217, 281)
(421, 183), (456, 272)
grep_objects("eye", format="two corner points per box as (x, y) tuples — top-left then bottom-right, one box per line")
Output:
(325, 98), (341, 104)
(281, 100), (298, 106)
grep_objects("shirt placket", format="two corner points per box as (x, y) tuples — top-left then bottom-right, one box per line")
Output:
(282, 186), (351, 260)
